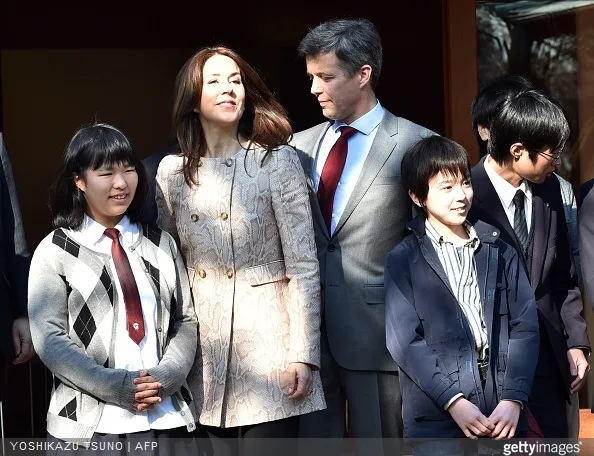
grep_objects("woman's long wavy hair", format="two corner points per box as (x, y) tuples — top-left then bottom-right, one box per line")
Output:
(173, 46), (293, 186)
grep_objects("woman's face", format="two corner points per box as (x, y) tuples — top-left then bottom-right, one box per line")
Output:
(74, 162), (138, 228)
(197, 54), (246, 130)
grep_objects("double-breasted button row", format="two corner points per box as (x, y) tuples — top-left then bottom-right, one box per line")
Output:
(196, 268), (234, 279)
(191, 213), (229, 221)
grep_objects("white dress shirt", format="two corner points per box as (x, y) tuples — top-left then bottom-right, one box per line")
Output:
(483, 156), (533, 232)
(313, 101), (384, 235)
(67, 215), (185, 433)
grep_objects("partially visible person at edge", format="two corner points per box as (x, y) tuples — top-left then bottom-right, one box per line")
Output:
(472, 76), (583, 438)
(0, 131), (35, 402)
(385, 135), (539, 455)
(290, 17), (434, 456)
(28, 123), (199, 455)
(155, 46), (324, 456)
(579, 178), (594, 413)
(469, 89), (590, 438)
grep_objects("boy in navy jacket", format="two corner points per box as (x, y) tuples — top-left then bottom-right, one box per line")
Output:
(385, 136), (539, 454)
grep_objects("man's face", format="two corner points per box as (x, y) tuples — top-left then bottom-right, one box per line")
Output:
(305, 52), (364, 124)
(513, 147), (559, 184)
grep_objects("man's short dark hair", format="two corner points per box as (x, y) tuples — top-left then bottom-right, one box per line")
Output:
(471, 74), (534, 157)
(402, 136), (471, 208)
(297, 18), (383, 90)
(488, 89), (570, 166)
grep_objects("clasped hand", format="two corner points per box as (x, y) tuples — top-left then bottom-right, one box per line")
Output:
(132, 369), (161, 412)
(449, 398), (521, 440)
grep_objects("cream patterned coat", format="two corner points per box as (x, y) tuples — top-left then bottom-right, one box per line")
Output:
(156, 145), (325, 427)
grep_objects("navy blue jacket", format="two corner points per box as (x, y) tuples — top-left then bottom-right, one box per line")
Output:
(385, 215), (540, 439)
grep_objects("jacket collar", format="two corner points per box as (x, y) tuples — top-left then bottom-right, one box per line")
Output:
(406, 213), (500, 244)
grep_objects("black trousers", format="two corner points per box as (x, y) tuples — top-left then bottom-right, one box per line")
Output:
(198, 416), (298, 456)
(528, 333), (569, 438)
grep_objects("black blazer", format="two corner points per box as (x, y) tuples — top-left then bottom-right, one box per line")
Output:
(469, 157), (589, 390)
(139, 144), (178, 225)
(0, 132), (30, 359)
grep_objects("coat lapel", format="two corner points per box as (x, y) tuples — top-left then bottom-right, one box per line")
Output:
(332, 113), (399, 238)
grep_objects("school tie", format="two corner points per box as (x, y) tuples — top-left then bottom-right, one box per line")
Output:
(513, 189), (529, 253)
(104, 228), (145, 345)
(318, 126), (357, 233)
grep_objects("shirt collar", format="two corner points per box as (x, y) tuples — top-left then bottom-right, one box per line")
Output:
(425, 219), (480, 250)
(331, 100), (384, 136)
(78, 214), (137, 246)
(483, 155), (532, 209)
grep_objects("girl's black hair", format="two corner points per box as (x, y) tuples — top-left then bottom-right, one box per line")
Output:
(49, 123), (148, 229)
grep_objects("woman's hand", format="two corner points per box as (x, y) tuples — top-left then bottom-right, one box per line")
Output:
(132, 369), (161, 411)
(282, 362), (313, 400)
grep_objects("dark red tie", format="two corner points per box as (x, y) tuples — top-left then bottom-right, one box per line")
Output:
(318, 126), (357, 232)
(104, 228), (145, 345)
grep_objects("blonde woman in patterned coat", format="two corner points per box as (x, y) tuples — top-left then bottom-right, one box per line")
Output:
(155, 46), (325, 450)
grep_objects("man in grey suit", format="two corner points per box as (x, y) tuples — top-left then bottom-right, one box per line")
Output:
(291, 18), (433, 455)
(0, 132), (34, 401)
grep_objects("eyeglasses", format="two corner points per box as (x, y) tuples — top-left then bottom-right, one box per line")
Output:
(538, 149), (563, 163)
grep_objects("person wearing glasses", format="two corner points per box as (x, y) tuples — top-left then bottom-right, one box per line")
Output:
(471, 75), (583, 439)
(468, 88), (590, 438)
(470, 75), (581, 286)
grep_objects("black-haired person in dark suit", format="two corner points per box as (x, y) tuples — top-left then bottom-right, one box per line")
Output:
(139, 133), (178, 225)
(469, 89), (590, 438)
(471, 76), (583, 436)
(0, 132), (35, 400)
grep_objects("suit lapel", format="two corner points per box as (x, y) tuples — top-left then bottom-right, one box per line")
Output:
(296, 122), (333, 239)
(472, 160), (523, 257)
(530, 185), (551, 285)
(332, 113), (399, 238)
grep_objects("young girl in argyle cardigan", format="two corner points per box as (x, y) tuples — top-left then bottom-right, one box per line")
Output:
(28, 123), (200, 455)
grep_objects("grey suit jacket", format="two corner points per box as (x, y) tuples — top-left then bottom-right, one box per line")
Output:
(291, 110), (433, 371)
(0, 132), (30, 359)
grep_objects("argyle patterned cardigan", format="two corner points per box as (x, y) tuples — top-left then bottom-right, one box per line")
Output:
(28, 224), (198, 443)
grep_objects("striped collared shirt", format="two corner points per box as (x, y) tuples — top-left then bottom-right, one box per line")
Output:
(425, 220), (489, 361)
